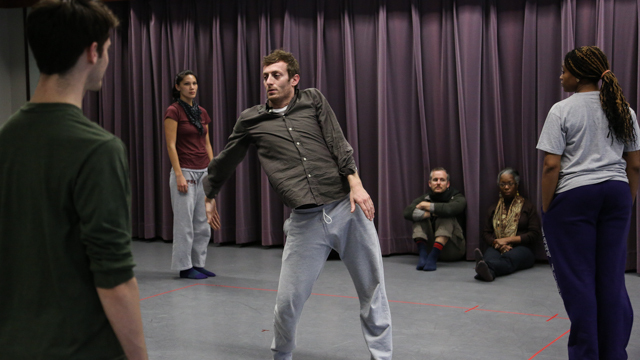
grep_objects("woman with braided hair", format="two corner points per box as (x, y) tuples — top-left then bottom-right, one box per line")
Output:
(164, 70), (220, 279)
(537, 46), (640, 359)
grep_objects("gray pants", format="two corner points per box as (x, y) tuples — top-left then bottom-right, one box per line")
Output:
(271, 196), (393, 360)
(412, 217), (465, 261)
(169, 168), (211, 270)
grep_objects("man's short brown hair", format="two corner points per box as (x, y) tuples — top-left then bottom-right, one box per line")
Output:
(27, 0), (119, 75)
(262, 49), (300, 80)
(429, 167), (450, 182)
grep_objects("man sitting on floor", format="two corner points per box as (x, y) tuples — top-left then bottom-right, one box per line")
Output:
(403, 167), (466, 271)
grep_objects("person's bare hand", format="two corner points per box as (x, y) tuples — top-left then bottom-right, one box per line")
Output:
(176, 173), (188, 193)
(500, 245), (513, 254)
(205, 197), (221, 230)
(416, 201), (431, 211)
(350, 183), (375, 221)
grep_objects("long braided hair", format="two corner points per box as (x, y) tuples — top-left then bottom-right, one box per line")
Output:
(564, 46), (636, 145)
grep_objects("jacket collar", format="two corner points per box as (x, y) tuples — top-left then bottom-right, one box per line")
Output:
(258, 88), (300, 115)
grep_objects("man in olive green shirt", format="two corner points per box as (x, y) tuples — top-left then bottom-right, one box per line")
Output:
(0, 1), (147, 359)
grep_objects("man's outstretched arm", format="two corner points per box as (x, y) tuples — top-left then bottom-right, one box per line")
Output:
(97, 277), (148, 360)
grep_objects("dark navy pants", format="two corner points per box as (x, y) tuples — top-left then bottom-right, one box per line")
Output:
(542, 180), (633, 360)
(483, 246), (535, 277)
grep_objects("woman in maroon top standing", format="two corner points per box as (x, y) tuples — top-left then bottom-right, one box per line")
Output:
(164, 70), (218, 279)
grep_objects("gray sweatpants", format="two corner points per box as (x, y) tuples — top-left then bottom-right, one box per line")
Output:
(169, 168), (211, 271)
(271, 196), (393, 360)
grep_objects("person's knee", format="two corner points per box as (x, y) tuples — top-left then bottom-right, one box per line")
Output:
(434, 217), (458, 237)
(412, 220), (431, 239)
(433, 225), (452, 239)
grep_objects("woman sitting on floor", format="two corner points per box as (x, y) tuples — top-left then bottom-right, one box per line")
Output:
(474, 167), (541, 282)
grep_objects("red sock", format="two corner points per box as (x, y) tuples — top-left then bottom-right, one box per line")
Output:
(433, 242), (444, 251)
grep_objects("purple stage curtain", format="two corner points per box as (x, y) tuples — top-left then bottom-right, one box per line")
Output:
(83, 0), (640, 271)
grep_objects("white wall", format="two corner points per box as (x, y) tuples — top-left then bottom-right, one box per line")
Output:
(0, 7), (38, 127)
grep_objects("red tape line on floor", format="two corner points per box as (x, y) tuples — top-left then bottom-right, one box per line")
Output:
(140, 283), (571, 359)
(139, 284), (199, 301)
(139, 283), (568, 321)
(527, 329), (570, 359)
(465, 305), (479, 313)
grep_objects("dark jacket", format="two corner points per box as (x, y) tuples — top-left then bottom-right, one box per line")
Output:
(482, 198), (541, 250)
(403, 189), (467, 233)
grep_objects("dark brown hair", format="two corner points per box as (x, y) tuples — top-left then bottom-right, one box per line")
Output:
(172, 70), (198, 101)
(262, 49), (300, 80)
(27, 0), (119, 75)
(564, 46), (636, 145)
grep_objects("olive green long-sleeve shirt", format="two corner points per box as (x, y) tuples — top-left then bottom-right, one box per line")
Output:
(0, 103), (134, 359)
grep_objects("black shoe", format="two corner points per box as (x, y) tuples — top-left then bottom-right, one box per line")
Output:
(474, 248), (483, 266)
(475, 260), (494, 282)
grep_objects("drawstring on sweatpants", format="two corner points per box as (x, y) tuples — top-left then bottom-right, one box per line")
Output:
(322, 208), (333, 224)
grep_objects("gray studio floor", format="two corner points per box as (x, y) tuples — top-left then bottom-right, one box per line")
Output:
(132, 240), (640, 360)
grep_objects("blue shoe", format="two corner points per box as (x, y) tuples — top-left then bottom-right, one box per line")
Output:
(194, 267), (216, 277)
(180, 268), (207, 279)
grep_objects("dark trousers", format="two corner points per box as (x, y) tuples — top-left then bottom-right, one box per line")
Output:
(483, 246), (535, 277)
(543, 180), (633, 360)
